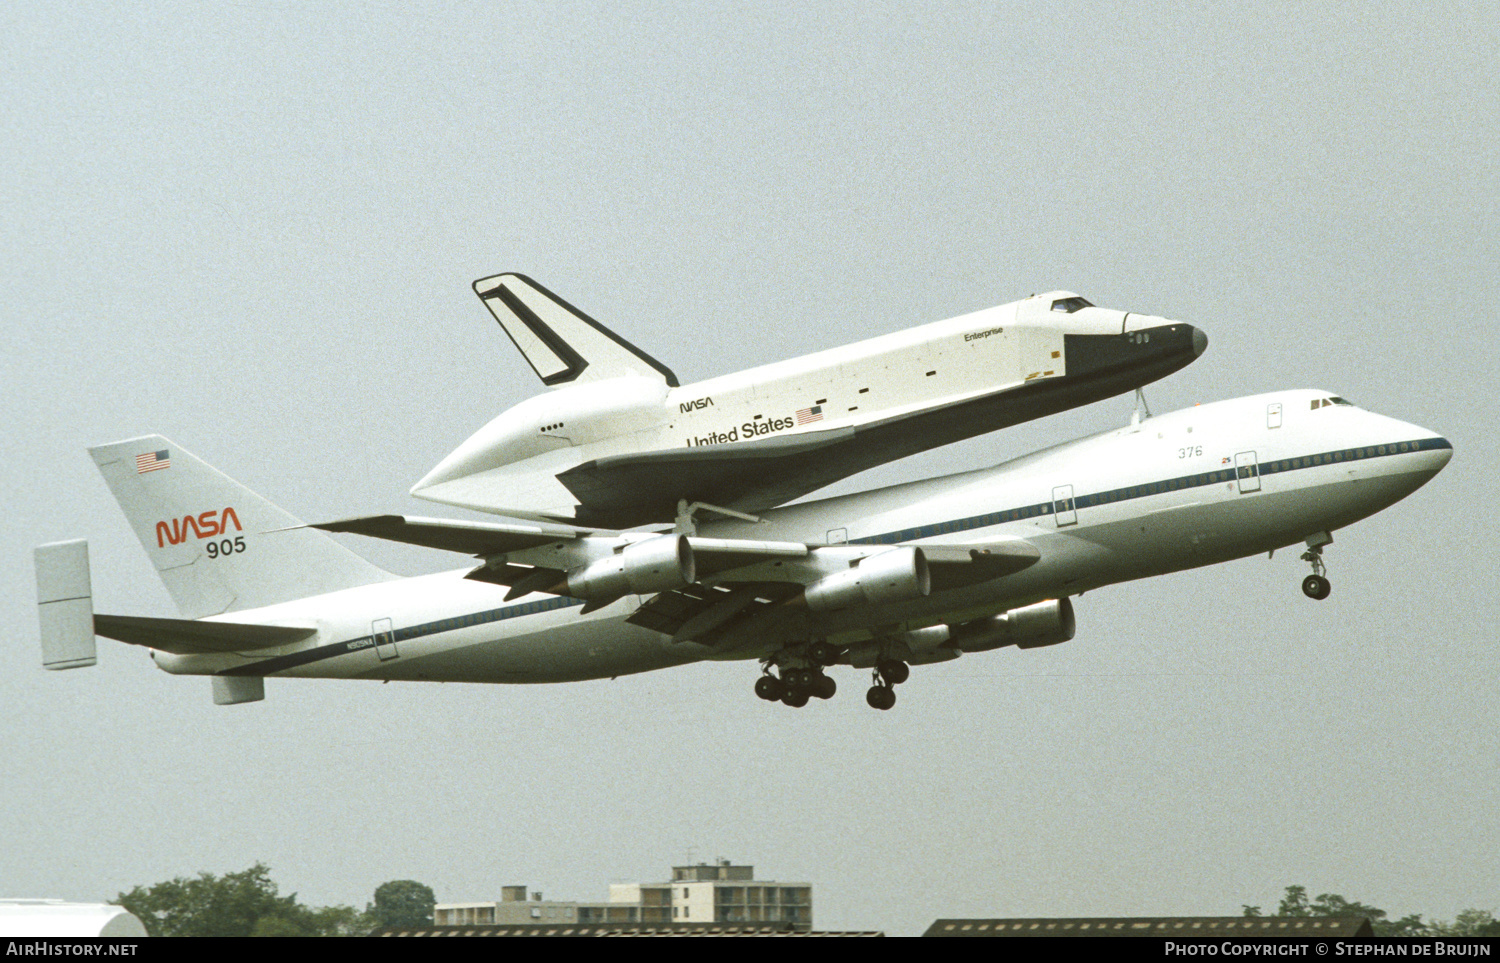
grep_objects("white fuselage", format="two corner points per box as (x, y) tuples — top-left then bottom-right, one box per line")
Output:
(154, 390), (1450, 685)
(412, 291), (1195, 524)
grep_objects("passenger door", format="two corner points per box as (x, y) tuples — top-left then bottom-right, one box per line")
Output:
(1235, 452), (1261, 494)
(1053, 485), (1078, 526)
(373, 617), (399, 661)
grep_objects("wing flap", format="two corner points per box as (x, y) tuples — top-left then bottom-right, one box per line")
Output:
(627, 581), (802, 642)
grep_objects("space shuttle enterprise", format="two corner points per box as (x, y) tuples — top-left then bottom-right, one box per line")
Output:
(413, 275), (1207, 529)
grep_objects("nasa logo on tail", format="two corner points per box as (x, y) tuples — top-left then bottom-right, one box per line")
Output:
(154, 508), (243, 547)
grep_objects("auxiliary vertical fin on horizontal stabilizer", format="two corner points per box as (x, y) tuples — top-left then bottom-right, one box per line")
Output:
(36, 539), (96, 670)
(473, 273), (679, 388)
(89, 435), (395, 619)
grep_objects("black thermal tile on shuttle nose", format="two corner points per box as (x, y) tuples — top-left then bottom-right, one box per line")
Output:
(1062, 324), (1203, 379)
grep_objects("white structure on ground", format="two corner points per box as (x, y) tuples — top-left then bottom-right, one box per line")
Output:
(0, 900), (149, 937)
(435, 860), (812, 929)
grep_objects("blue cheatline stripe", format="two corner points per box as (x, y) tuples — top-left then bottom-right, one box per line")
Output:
(222, 435), (1449, 676)
(849, 435), (1451, 546)
(218, 594), (586, 676)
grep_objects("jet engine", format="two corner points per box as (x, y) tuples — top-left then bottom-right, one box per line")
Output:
(802, 548), (930, 612)
(950, 598), (1076, 652)
(563, 534), (695, 601)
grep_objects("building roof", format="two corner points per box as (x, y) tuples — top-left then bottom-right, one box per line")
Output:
(374, 922), (876, 938)
(923, 917), (1375, 938)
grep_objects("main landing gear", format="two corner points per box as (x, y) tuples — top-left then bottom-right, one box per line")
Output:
(865, 659), (909, 711)
(1300, 531), (1333, 600)
(754, 645), (913, 710)
(755, 646), (839, 708)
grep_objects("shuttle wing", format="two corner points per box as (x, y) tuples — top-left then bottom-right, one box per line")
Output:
(555, 427), (856, 525)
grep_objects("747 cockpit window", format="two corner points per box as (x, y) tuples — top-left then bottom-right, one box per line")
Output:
(1311, 396), (1355, 410)
(1050, 296), (1094, 313)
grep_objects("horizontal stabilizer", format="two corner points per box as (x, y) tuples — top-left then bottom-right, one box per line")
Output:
(309, 514), (595, 557)
(474, 274), (679, 388)
(93, 614), (315, 655)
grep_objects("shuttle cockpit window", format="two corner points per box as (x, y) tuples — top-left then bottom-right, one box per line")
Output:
(1050, 296), (1093, 313)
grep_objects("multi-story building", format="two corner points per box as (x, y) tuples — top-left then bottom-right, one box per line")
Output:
(435, 885), (602, 926)
(434, 860), (812, 930)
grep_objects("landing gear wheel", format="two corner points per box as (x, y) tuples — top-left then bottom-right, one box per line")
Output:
(754, 675), (785, 701)
(876, 659), (910, 685)
(1302, 574), (1332, 600)
(866, 685), (896, 710)
(808, 641), (840, 666)
(812, 674), (837, 700)
(785, 667), (815, 690)
(1299, 534), (1332, 600)
(781, 689), (810, 708)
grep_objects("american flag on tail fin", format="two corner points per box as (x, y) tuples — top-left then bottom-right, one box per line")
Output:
(136, 450), (170, 473)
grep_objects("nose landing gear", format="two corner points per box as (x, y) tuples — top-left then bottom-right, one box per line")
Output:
(1300, 531), (1333, 600)
(865, 659), (910, 711)
(866, 683), (896, 711)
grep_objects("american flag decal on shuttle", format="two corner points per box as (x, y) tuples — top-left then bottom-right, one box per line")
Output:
(796, 406), (824, 425)
(136, 450), (170, 473)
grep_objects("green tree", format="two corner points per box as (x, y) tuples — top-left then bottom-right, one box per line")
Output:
(250, 915), (316, 938)
(250, 903), (372, 937)
(116, 863), (372, 936)
(1242, 885), (1428, 937)
(368, 879), (436, 928)
(303, 904), (374, 937)
(1429, 909), (1500, 937)
(116, 863), (305, 937)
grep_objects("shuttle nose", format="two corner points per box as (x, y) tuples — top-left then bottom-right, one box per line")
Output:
(1064, 319), (1206, 383)
(413, 450), (469, 493)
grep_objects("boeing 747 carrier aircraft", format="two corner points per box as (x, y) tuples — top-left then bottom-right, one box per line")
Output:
(412, 275), (1206, 528)
(37, 390), (1449, 710)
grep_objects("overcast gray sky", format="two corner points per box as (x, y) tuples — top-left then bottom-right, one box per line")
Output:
(3, 1), (1495, 935)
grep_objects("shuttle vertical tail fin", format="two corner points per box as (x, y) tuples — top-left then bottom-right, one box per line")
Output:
(88, 436), (394, 619)
(473, 273), (679, 389)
